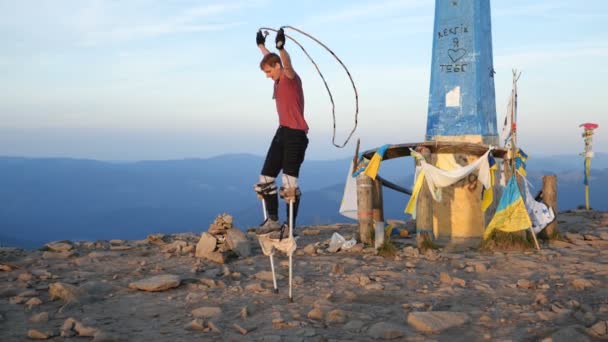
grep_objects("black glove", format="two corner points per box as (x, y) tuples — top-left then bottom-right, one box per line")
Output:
(275, 28), (285, 50)
(256, 30), (265, 46)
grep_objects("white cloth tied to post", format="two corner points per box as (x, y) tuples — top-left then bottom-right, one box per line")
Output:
(257, 234), (297, 256)
(521, 177), (555, 234)
(339, 163), (358, 220)
(405, 148), (493, 218)
(415, 149), (492, 202)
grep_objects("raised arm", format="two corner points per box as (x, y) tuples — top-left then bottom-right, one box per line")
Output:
(275, 28), (296, 79)
(257, 30), (270, 56)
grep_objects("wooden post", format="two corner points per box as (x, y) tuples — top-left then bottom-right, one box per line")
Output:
(357, 174), (373, 245)
(415, 147), (434, 249)
(372, 178), (385, 248)
(372, 178), (384, 223)
(539, 175), (559, 239)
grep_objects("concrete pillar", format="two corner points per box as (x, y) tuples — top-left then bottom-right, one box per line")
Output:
(425, 0), (498, 239)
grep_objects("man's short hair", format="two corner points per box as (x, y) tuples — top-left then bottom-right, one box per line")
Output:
(260, 53), (282, 69)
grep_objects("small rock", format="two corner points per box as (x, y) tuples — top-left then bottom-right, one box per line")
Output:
(439, 272), (452, 284)
(307, 308), (324, 320)
(129, 275), (181, 292)
(25, 297), (43, 308)
(191, 306), (222, 318)
(233, 323), (256, 335)
(407, 311), (470, 333)
(517, 279), (534, 289)
(255, 271), (284, 281)
(225, 228), (251, 257)
(45, 241), (73, 252)
(591, 321), (608, 336)
(452, 277), (466, 287)
(367, 322), (407, 340)
(302, 229), (320, 235)
(49, 283), (84, 303)
(207, 321), (221, 333)
(344, 320), (365, 332)
(185, 319), (206, 331)
(29, 312), (49, 323)
(27, 329), (53, 340)
(326, 309), (347, 324)
(0, 264), (14, 272)
(474, 263), (487, 273)
(75, 321), (98, 337)
(42, 251), (75, 259)
(303, 244), (316, 255)
(571, 278), (593, 290)
(195, 233), (217, 256)
(535, 293), (549, 305)
(18, 272), (34, 282)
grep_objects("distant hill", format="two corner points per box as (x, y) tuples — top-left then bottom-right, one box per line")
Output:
(0, 153), (605, 248)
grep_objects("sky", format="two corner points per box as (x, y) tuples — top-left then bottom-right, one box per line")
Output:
(0, 0), (606, 161)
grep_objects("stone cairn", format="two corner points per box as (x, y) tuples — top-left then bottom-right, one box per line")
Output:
(195, 214), (251, 264)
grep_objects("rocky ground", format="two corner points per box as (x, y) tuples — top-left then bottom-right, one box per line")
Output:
(1, 211), (607, 341)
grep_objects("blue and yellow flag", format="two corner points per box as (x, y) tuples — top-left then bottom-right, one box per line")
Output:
(483, 175), (532, 239)
(481, 155), (497, 212)
(404, 170), (426, 219)
(363, 144), (390, 180)
(583, 158), (591, 186)
(515, 148), (528, 176)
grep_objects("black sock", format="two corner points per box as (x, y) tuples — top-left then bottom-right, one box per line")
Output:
(264, 193), (279, 221)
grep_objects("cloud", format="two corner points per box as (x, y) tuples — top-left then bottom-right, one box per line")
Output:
(495, 42), (608, 68)
(306, 0), (430, 24)
(78, 2), (254, 45)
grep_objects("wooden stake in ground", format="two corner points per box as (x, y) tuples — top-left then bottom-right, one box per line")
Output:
(415, 146), (434, 249)
(539, 175), (559, 240)
(357, 174), (373, 245)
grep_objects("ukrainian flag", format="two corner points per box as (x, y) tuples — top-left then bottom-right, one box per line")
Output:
(364, 144), (390, 180)
(483, 175), (532, 239)
(515, 148), (528, 176)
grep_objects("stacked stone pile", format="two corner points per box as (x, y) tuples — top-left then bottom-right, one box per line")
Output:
(195, 214), (251, 264)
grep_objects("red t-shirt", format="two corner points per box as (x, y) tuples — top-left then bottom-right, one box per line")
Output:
(273, 72), (309, 133)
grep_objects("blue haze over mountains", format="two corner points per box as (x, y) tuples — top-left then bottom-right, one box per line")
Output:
(1, 153), (607, 249)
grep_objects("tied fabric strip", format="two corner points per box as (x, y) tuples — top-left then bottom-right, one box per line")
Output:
(363, 144), (390, 180)
(481, 155), (497, 212)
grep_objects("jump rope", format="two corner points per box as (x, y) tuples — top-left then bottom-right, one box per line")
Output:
(258, 26), (359, 149)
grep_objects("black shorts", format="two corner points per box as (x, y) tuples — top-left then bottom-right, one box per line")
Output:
(261, 126), (309, 178)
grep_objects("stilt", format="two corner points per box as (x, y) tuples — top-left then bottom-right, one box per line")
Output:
(269, 252), (279, 293)
(288, 199), (294, 303)
(261, 198), (279, 294)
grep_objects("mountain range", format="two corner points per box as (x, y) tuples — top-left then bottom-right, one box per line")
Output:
(1, 152), (606, 249)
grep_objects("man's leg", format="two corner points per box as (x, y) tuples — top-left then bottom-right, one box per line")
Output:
(255, 129), (283, 233)
(281, 128), (309, 227)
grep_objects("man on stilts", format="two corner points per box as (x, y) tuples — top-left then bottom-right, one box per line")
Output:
(254, 28), (309, 237)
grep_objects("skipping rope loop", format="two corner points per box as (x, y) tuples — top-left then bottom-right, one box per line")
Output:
(259, 26), (359, 148)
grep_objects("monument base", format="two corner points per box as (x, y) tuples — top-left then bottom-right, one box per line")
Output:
(428, 135), (498, 240)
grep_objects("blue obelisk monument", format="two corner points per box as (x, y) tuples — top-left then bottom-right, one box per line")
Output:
(425, 0), (498, 239)
(427, 0), (498, 144)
